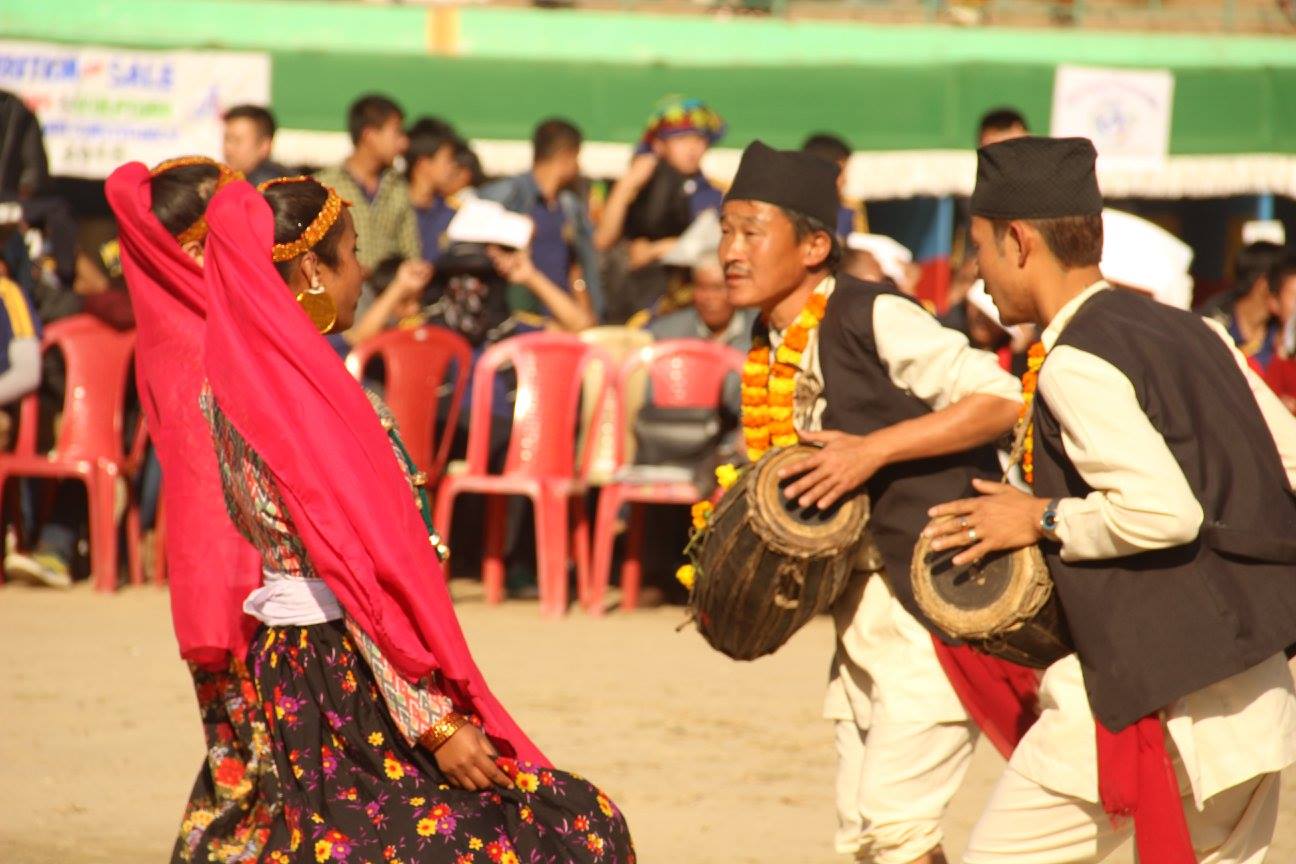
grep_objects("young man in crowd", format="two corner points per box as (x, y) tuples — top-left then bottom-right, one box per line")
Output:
(802, 132), (867, 239)
(978, 107), (1030, 147)
(928, 135), (1296, 863)
(721, 140), (1025, 864)
(406, 124), (462, 266)
(315, 94), (423, 276)
(479, 118), (601, 320)
(221, 104), (288, 186)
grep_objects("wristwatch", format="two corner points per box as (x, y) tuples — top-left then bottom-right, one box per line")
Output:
(1039, 498), (1062, 543)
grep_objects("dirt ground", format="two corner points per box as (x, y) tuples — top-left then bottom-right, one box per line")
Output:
(2, 581), (1295, 864)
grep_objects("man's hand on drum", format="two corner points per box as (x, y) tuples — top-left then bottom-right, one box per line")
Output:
(923, 478), (1050, 567)
(777, 428), (887, 510)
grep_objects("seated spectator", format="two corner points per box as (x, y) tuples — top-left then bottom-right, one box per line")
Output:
(647, 258), (754, 352)
(221, 104), (289, 186)
(479, 118), (601, 321)
(596, 96), (726, 322)
(1263, 253), (1296, 412)
(315, 94), (422, 275)
(842, 233), (922, 298)
(802, 132), (866, 239)
(1198, 240), (1286, 369)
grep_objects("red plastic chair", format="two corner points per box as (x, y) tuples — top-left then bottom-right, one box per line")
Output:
(587, 339), (744, 614)
(0, 316), (139, 591)
(345, 324), (472, 483)
(433, 332), (612, 616)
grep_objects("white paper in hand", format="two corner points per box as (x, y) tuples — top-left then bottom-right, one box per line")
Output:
(445, 199), (534, 250)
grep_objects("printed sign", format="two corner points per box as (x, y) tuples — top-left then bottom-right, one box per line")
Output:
(1051, 65), (1175, 165)
(0, 40), (270, 178)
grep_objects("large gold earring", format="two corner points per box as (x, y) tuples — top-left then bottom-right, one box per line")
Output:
(297, 274), (338, 334)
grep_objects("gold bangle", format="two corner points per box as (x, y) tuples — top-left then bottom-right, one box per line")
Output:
(418, 712), (469, 752)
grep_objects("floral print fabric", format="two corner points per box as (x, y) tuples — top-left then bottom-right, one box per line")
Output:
(252, 621), (635, 864)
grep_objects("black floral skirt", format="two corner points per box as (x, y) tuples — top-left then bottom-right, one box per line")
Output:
(172, 658), (288, 863)
(246, 621), (636, 864)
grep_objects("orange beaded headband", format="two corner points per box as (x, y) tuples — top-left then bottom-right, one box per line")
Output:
(256, 176), (350, 263)
(149, 156), (244, 246)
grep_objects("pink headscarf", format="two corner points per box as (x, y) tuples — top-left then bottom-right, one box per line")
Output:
(201, 180), (548, 766)
(105, 162), (261, 670)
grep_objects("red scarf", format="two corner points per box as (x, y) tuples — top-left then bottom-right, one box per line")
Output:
(1098, 715), (1196, 862)
(105, 162), (261, 670)
(201, 180), (548, 766)
(931, 639), (1039, 759)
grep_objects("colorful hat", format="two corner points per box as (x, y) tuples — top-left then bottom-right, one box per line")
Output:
(638, 95), (726, 151)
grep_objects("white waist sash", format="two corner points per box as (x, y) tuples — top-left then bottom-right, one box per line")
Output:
(243, 572), (342, 626)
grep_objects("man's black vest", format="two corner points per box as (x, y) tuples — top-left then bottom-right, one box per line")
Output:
(1033, 288), (1296, 732)
(817, 275), (1002, 629)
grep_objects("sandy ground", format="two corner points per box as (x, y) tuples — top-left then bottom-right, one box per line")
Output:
(2, 582), (1296, 864)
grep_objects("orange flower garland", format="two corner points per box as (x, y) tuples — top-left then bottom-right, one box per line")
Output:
(1018, 342), (1047, 486)
(742, 291), (829, 462)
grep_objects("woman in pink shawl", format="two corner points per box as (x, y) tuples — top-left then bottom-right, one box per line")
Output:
(106, 157), (279, 864)
(199, 175), (634, 864)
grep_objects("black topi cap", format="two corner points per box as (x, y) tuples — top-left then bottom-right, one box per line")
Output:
(971, 136), (1102, 220)
(724, 140), (840, 230)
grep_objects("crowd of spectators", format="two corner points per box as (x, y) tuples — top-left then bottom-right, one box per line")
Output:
(0, 87), (1293, 601)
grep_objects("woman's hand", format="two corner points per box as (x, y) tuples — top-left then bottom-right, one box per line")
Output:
(432, 723), (513, 791)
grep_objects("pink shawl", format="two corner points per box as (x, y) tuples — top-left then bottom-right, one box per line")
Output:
(201, 180), (548, 766)
(105, 162), (261, 670)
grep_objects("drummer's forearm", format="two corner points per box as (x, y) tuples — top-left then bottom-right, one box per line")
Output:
(871, 393), (1019, 467)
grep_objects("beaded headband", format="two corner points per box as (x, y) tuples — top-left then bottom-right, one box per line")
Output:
(149, 156), (244, 246)
(257, 176), (350, 263)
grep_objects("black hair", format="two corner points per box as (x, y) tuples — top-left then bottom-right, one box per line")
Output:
(347, 94), (404, 145)
(149, 162), (220, 238)
(223, 104), (277, 140)
(407, 116), (456, 141)
(802, 133), (852, 165)
(1270, 251), (1296, 296)
(978, 107), (1030, 141)
(453, 139), (486, 188)
(405, 129), (457, 180)
(532, 118), (582, 163)
(779, 206), (843, 272)
(261, 178), (347, 281)
(1235, 241), (1286, 294)
(991, 215), (1104, 269)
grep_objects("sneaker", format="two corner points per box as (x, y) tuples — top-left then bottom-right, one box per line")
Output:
(4, 551), (72, 589)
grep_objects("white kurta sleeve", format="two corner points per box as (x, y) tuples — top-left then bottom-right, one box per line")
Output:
(1037, 345), (1204, 562)
(871, 294), (1021, 412)
(1200, 317), (1296, 490)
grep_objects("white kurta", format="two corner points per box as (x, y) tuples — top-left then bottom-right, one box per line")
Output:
(774, 277), (1023, 862)
(967, 282), (1296, 864)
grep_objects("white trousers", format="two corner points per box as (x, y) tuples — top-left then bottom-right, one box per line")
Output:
(963, 765), (1279, 864)
(826, 572), (975, 863)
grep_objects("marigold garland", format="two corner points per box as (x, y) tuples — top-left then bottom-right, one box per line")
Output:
(741, 291), (829, 462)
(1017, 342), (1047, 486)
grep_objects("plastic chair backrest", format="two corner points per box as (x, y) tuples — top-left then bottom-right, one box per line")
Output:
(39, 316), (136, 464)
(345, 324), (472, 478)
(610, 338), (744, 468)
(465, 332), (611, 480)
(579, 326), (654, 480)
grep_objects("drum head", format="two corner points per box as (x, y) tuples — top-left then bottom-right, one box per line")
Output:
(749, 445), (869, 558)
(910, 534), (1051, 641)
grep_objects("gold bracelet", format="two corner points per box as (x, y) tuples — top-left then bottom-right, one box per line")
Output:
(418, 712), (469, 752)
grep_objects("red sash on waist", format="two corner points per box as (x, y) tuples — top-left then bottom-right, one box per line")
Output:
(1097, 714), (1196, 862)
(931, 638), (1040, 758)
